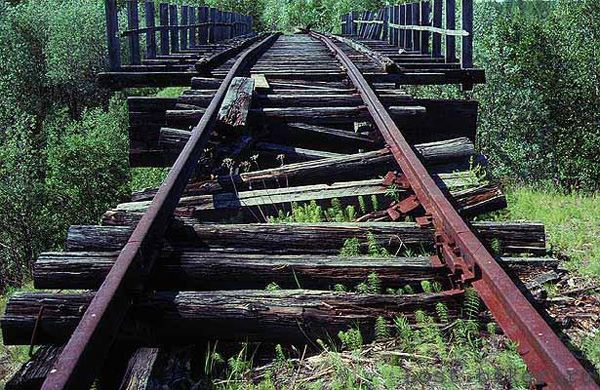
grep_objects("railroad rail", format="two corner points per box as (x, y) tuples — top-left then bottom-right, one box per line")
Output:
(1, 1), (598, 389)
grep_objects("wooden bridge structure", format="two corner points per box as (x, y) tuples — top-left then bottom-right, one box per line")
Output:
(1, 1), (598, 389)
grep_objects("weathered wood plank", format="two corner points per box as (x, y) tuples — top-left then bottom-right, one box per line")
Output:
(217, 77), (254, 131)
(34, 252), (444, 290)
(1, 290), (465, 345)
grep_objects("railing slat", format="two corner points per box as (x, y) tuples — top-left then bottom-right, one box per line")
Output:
(461, 0), (473, 68)
(446, 0), (457, 62)
(432, 0), (442, 57)
(199, 7), (208, 44)
(127, 0), (141, 64)
(180, 6), (188, 50)
(169, 4), (179, 52)
(105, 0), (120, 70)
(145, 1), (157, 58)
(159, 3), (169, 55)
(412, 3), (421, 51)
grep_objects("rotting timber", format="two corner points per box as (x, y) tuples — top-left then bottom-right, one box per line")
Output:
(1, 1), (598, 389)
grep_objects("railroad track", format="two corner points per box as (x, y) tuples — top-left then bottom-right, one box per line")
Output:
(1, 5), (598, 388)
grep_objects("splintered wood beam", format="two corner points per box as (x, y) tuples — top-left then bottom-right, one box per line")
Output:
(5, 345), (64, 390)
(1, 290), (465, 345)
(331, 34), (398, 72)
(34, 252), (445, 290)
(251, 73), (270, 91)
(108, 181), (504, 223)
(66, 221), (546, 255)
(161, 106), (425, 127)
(34, 252), (558, 291)
(141, 139), (476, 201)
(107, 172), (505, 223)
(217, 76), (255, 131)
(118, 348), (160, 390)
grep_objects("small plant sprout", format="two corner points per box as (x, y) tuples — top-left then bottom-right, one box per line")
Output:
(421, 280), (432, 293)
(371, 194), (380, 211)
(490, 238), (502, 255)
(367, 272), (382, 294)
(265, 282), (281, 291)
(403, 284), (415, 294)
(334, 284), (348, 292)
(358, 195), (368, 214)
(338, 328), (363, 351)
(340, 237), (361, 257)
(375, 316), (390, 339)
(436, 302), (450, 324)
(385, 183), (401, 202)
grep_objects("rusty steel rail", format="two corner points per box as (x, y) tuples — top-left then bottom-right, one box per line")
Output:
(41, 33), (280, 390)
(309, 30), (598, 389)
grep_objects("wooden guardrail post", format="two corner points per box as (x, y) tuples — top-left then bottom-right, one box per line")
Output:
(349, 11), (356, 36)
(189, 6), (196, 47)
(159, 3), (169, 55)
(432, 0), (442, 57)
(169, 4), (179, 52)
(145, 1), (157, 58)
(208, 8), (216, 43)
(382, 6), (389, 41)
(399, 5), (406, 49)
(199, 7), (208, 44)
(420, 1), (430, 54)
(445, 0), (456, 62)
(180, 6), (188, 50)
(405, 4), (413, 50)
(412, 3), (421, 51)
(462, 0), (473, 68)
(105, 0), (121, 70)
(126, 0), (140, 64)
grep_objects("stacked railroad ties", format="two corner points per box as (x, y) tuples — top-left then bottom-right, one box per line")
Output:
(1, 0), (597, 388)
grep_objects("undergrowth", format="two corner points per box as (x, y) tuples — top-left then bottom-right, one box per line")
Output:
(206, 290), (530, 389)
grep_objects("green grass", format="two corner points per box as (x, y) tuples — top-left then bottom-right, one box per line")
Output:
(130, 167), (169, 192)
(503, 185), (600, 276)
(0, 285), (33, 387)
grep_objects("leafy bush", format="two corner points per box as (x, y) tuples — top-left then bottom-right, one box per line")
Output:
(0, 98), (129, 292)
(474, 0), (600, 190)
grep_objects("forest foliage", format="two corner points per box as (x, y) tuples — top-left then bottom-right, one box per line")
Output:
(0, 0), (599, 292)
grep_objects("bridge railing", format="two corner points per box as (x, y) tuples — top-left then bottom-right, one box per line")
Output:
(106, 0), (254, 70)
(341, 0), (473, 69)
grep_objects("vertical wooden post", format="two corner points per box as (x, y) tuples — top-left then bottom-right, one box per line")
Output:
(349, 11), (356, 36)
(249, 16), (253, 34)
(199, 7), (208, 44)
(432, 0), (442, 57)
(382, 7), (389, 41)
(159, 3), (169, 55)
(392, 6), (399, 46)
(399, 5), (406, 49)
(421, 1), (430, 54)
(145, 2), (156, 59)
(412, 3), (421, 52)
(227, 12), (233, 39)
(405, 4), (413, 50)
(462, 0), (473, 68)
(233, 13), (238, 37)
(208, 8), (216, 43)
(445, 0), (456, 62)
(169, 4), (179, 52)
(189, 7), (196, 47)
(127, 0), (140, 64)
(105, 0), (121, 70)
(180, 6), (188, 50)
